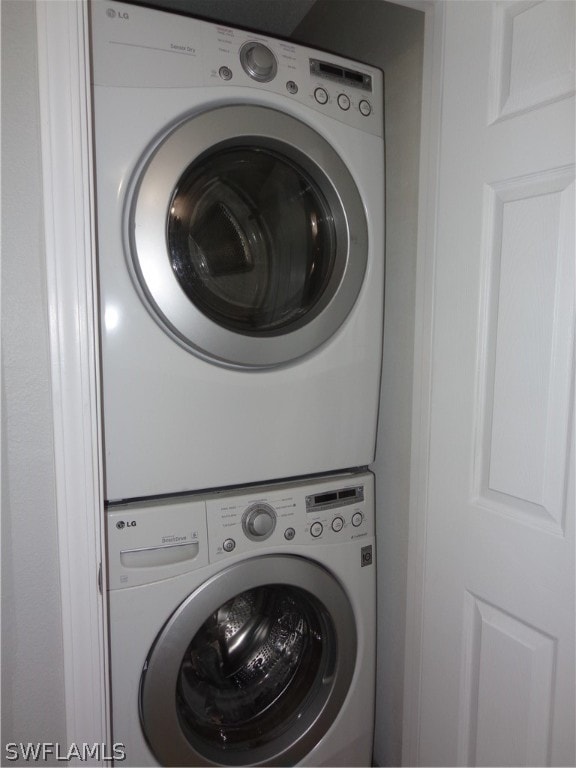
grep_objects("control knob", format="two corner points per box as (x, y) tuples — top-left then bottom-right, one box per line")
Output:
(240, 42), (278, 82)
(242, 503), (277, 540)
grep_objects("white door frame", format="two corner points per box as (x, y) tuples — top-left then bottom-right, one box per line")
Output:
(402, 1), (445, 764)
(36, 0), (110, 751)
(36, 0), (442, 758)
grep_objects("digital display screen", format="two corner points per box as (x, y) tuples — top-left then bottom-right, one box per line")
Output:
(319, 63), (344, 79)
(306, 486), (364, 511)
(345, 70), (365, 84)
(314, 492), (338, 504)
(310, 59), (372, 92)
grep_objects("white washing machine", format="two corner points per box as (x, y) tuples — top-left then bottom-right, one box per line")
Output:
(107, 470), (376, 766)
(91, 2), (385, 502)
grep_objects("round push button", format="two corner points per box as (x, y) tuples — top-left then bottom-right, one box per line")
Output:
(337, 93), (351, 111)
(284, 527), (296, 540)
(310, 521), (323, 538)
(331, 516), (344, 532)
(359, 99), (372, 117)
(286, 80), (298, 94)
(223, 538), (236, 552)
(314, 87), (329, 105)
(352, 512), (363, 527)
(218, 66), (233, 81)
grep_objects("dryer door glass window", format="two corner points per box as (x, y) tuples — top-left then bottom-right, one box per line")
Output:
(168, 148), (336, 335)
(129, 105), (368, 367)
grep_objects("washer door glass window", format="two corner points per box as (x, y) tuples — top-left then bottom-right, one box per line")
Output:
(168, 147), (335, 335)
(139, 556), (357, 766)
(179, 585), (328, 758)
(128, 106), (368, 368)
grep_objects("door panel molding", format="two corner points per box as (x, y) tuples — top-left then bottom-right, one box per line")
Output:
(488, 0), (576, 124)
(458, 592), (557, 767)
(473, 165), (575, 535)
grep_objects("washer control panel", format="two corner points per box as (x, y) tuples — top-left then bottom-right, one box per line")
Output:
(107, 472), (374, 588)
(206, 471), (375, 561)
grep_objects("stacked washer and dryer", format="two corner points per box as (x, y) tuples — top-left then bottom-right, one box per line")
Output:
(91, 2), (384, 765)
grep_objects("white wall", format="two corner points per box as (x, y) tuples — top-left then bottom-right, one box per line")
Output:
(1, 0), (67, 759)
(294, 4), (424, 765)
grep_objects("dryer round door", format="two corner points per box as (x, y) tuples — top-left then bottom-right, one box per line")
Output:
(127, 105), (368, 368)
(139, 555), (357, 766)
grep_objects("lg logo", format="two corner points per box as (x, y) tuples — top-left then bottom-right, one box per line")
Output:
(106, 8), (129, 20)
(116, 520), (137, 530)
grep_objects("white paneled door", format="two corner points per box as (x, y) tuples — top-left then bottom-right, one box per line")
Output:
(408, 1), (575, 766)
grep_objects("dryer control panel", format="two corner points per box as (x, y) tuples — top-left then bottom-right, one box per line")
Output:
(91, 0), (383, 137)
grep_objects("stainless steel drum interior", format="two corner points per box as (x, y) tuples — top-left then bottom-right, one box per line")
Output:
(139, 555), (358, 766)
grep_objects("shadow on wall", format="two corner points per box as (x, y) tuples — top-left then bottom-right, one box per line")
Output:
(293, 3), (425, 767)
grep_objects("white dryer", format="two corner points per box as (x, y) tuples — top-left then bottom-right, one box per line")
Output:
(107, 471), (376, 766)
(91, 2), (385, 502)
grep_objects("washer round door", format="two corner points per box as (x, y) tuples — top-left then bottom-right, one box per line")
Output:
(139, 555), (357, 766)
(127, 105), (368, 368)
